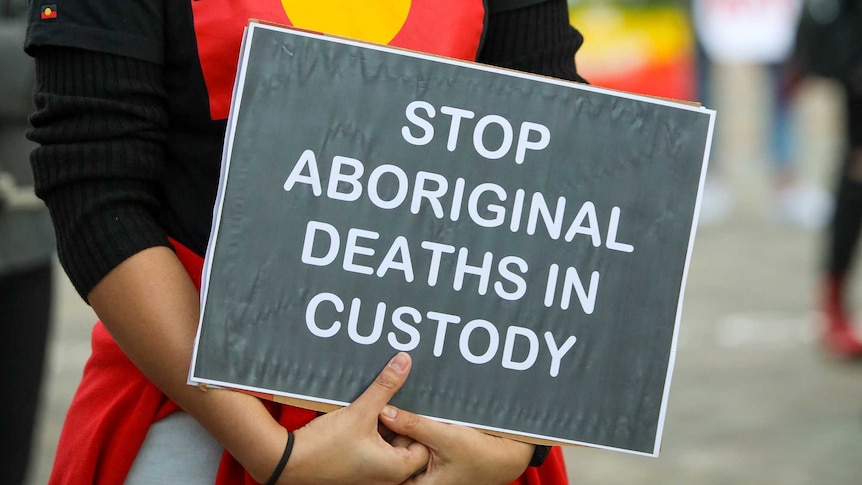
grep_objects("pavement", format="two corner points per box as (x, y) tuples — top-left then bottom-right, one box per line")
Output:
(23, 64), (862, 485)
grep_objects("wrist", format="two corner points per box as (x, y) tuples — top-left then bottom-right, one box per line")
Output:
(182, 390), (287, 484)
(273, 426), (314, 485)
(264, 431), (295, 485)
(228, 415), (288, 484)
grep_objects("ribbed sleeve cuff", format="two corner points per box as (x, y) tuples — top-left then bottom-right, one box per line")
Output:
(478, 0), (587, 83)
(49, 189), (171, 300)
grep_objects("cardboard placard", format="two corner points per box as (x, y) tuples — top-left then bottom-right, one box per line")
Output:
(190, 21), (715, 456)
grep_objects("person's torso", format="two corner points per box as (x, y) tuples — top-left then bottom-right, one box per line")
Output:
(148, 1), (489, 255)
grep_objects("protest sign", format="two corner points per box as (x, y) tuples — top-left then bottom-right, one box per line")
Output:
(190, 21), (715, 456)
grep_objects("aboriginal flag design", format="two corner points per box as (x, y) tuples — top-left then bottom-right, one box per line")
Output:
(40, 4), (58, 19)
(190, 0), (485, 120)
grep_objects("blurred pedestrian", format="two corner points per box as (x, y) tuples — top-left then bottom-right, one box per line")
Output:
(693, 0), (831, 227)
(0, 0), (55, 482)
(24, 1), (583, 484)
(794, 0), (862, 357)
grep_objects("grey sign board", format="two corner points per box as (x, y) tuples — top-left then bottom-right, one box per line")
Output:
(190, 22), (715, 456)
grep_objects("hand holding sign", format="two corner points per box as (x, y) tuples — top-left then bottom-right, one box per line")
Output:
(283, 353), (429, 484)
(193, 24), (715, 455)
(380, 402), (533, 485)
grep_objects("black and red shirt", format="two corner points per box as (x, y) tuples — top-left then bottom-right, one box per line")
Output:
(25, 0), (584, 299)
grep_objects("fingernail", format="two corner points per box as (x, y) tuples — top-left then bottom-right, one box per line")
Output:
(388, 352), (408, 372)
(381, 405), (398, 419)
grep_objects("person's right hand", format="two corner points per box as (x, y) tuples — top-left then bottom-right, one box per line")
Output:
(275, 352), (429, 485)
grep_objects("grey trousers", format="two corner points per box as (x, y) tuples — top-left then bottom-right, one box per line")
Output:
(125, 412), (223, 485)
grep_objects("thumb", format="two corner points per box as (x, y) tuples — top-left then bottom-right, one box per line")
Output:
(351, 352), (412, 416)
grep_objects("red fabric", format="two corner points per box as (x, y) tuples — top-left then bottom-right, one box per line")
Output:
(48, 238), (568, 484)
(190, 0), (486, 120)
(46, 320), (176, 485)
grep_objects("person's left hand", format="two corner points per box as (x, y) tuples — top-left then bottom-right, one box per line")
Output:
(378, 405), (534, 485)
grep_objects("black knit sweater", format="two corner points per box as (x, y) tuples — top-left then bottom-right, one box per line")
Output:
(27, 0), (585, 300)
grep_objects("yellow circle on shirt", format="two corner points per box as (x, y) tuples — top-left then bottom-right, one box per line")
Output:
(281, 0), (412, 44)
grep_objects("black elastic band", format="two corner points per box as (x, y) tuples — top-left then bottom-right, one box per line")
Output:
(529, 445), (551, 467)
(264, 431), (295, 485)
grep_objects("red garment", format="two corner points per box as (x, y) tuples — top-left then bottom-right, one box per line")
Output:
(49, 239), (568, 485)
(190, 0), (486, 120)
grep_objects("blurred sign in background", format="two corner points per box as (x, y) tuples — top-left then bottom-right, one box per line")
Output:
(691, 0), (801, 65)
(568, 0), (697, 101)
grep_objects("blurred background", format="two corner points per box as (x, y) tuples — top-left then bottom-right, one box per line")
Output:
(7, 0), (862, 484)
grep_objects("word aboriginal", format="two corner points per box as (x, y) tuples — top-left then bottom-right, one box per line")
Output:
(304, 291), (578, 377)
(282, 149), (635, 253)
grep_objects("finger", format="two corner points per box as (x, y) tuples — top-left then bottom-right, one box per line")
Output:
(399, 450), (429, 485)
(389, 434), (416, 449)
(379, 405), (457, 450)
(389, 438), (430, 478)
(351, 352), (412, 417)
(378, 422), (397, 443)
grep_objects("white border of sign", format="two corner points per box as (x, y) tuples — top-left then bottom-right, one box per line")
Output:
(189, 21), (716, 457)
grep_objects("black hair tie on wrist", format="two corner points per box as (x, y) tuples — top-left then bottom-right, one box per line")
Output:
(529, 445), (552, 467)
(265, 431), (295, 485)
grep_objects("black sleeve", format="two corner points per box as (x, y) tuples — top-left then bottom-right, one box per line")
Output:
(486, 0), (551, 14)
(25, 0), (165, 64)
(478, 0), (587, 83)
(27, 47), (171, 300)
